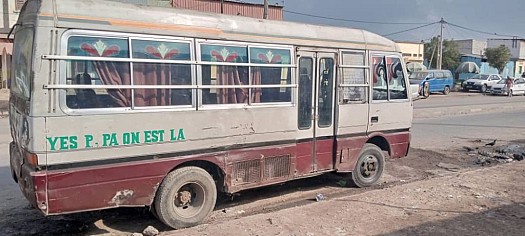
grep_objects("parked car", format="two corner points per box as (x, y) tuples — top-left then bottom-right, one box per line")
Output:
(490, 78), (525, 96)
(409, 70), (454, 98)
(462, 74), (502, 93)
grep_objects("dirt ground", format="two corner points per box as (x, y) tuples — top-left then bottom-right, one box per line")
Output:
(0, 138), (523, 236)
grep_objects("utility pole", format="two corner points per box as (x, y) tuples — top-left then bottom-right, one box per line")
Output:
(438, 18), (445, 70)
(263, 0), (268, 19)
(221, 0), (224, 14)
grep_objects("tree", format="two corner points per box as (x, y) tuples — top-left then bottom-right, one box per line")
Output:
(424, 37), (460, 70)
(485, 45), (511, 74)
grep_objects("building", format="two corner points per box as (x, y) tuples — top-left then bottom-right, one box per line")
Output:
(110, 0), (284, 20)
(171, 0), (283, 20)
(0, 0), (25, 89)
(455, 39), (487, 56)
(396, 41), (424, 63)
(487, 38), (525, 77)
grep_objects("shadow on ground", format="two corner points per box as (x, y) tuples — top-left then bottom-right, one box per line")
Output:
(381, 202), (525, 236)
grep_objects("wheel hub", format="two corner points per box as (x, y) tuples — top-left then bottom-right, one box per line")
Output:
(177, 190), (192, 206)
(361, 156), (378, 177)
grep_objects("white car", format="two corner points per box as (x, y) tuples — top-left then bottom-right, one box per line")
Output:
(462, 74), (503, 93)
(490, 78), (525, 96)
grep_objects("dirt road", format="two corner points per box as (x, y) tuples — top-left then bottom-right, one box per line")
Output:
(170, 161), (525, 236)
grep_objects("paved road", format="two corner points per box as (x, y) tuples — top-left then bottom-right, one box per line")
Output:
(414, 92), (525, 109)
(412, 109), (525, 150)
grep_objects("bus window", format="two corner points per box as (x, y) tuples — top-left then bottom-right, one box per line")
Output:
(340, 51), (367, 104)
(298, 57), (313, 129)
(200, 44), (249, 105)
(388, 57), (407, 100)
(372, 56), (388, 100)
(131, 39), (192, 106)
(249, 47), (292, 103)
(372, 56), (407, 100)
(318, 58), (334, 127)
(12, 27), (34, 100)
(66, 36), (131, 109)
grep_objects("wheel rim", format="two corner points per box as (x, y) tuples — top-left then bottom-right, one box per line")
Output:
(359, 155), (379, 179)
(173, 182), (206, 218)
(445, 87), (450, 94)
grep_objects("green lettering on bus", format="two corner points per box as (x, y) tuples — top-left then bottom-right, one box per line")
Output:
(84, 134), (94, 148)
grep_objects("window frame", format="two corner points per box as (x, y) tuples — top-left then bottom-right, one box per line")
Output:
(195, 39), (296, 109)
(56, 30), (197, 115)
(51, 30), (298, 115)
(370, 52), (409, 103)
(338, 49), (369, 104)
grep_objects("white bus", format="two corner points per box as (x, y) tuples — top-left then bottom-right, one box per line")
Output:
(9, 0), (412, 229)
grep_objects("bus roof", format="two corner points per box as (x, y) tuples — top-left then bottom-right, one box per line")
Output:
(25, 0), (398, 51)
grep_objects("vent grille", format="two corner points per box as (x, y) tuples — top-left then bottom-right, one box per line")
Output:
(233, 159), (260, 184)
(264, 155), (291, 180)
(232, 154), (291, 185)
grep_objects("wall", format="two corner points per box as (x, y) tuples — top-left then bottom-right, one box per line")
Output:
(396, 42), (424, 63)
(455, 39), (486, 56)
(487, 39), (525, 60)
(172, 0), (283, 20)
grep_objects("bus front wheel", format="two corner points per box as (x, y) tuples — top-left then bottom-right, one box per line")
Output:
(352, 144), (385, 188)
(154, 166), (217, 229)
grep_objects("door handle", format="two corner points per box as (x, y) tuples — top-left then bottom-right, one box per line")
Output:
(371, 116), (379, 123)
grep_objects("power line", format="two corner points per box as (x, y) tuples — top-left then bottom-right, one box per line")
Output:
(283, 9), (431, 25)
(446, 22), (523, 39)
(382, 22), (439, 37)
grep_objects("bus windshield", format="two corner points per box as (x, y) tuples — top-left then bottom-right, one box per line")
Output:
(11, 27), (34, 100)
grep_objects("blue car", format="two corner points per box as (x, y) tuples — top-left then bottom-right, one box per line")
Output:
(409, 70), (454, 98)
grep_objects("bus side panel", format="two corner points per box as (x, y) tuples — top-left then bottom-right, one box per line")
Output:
(385, 131), (410, 158)
(334, 136), (368, 172)
(315, 138), (335, 171)
(45, 156), (225, 214)
(295, 141), (314, 176)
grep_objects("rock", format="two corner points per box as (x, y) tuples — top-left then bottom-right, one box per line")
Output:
(437, 162), (461, 172)
(315, 193), (326, 202)
(142, 226), (159, 236)
(130, 233), (143, 236)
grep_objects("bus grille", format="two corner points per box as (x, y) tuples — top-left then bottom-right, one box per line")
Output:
(232, 155), (291, 185)
(233, 160), (261, 184)
(264, 155), (290, 180)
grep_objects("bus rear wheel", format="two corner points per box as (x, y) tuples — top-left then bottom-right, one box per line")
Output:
(352, 143), (385, 188)
(154, 166), (217, 229)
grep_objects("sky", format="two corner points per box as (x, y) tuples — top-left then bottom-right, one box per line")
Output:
(243, 0), (525, 42)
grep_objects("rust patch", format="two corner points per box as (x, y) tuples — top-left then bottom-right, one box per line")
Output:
(109, 190), (134, 206)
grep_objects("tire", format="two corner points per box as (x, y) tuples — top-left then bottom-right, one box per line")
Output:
(154, 167), (217, 229)
(481, 84), (487, 93)
(352, 143), (385, 188)
(462, 87), (469, 92)
(422, 82), (430, 98)
(443, 86), (450, 95)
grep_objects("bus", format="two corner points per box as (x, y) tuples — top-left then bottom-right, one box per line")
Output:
(9, 0), (412, 229)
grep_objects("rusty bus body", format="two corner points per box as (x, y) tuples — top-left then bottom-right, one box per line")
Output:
(9, 0), (412, 228)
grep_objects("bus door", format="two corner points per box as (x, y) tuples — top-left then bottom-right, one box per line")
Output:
(296, 50), (336, 174)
